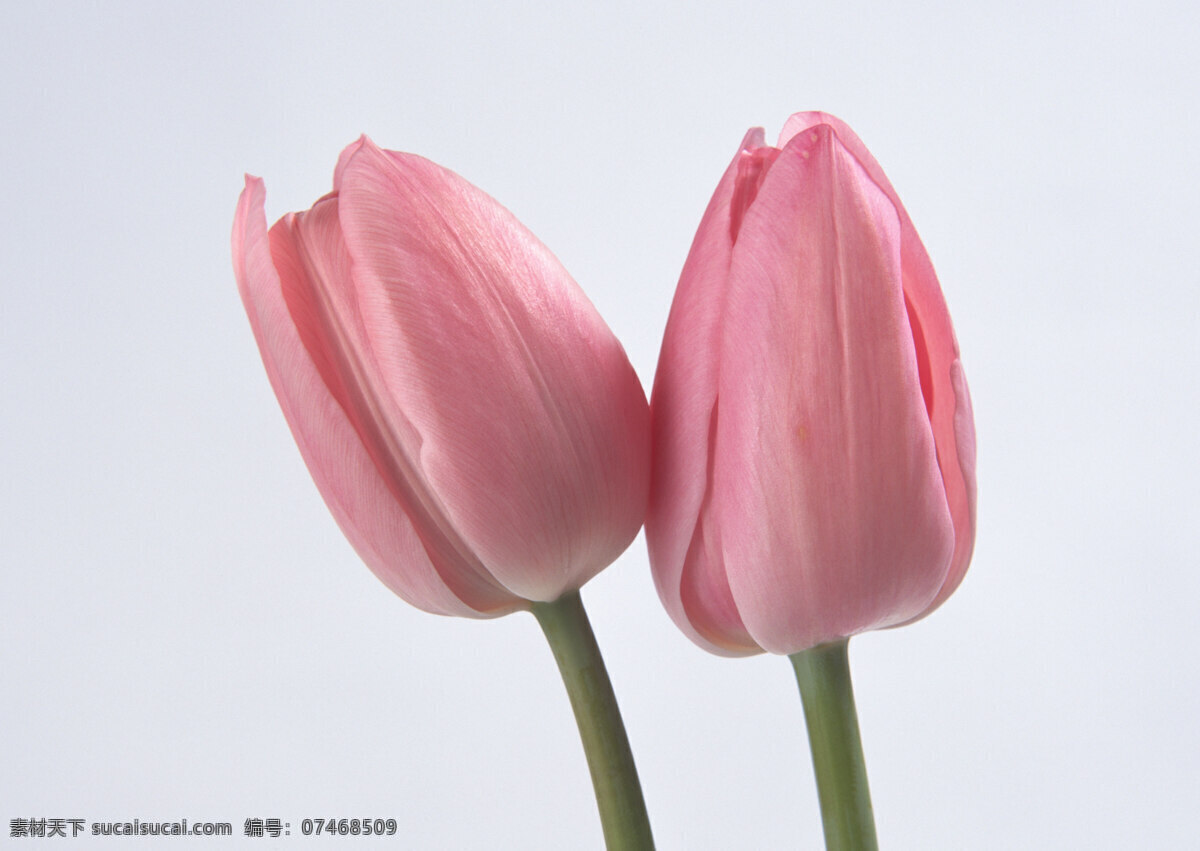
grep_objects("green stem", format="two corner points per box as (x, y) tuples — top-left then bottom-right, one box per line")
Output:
(530, 591), (655, 850)
(790, 639), (878, 851)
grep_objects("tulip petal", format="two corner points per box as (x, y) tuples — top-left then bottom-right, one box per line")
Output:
(922, 358), (977, 612)
(336, 140), (649, 602)
(781, 113), (977, 615)
(233, 176), (516, 618)
(647, 130), (765, 656)
(715, 126), (955, 654)
(266, 196), (522, 615)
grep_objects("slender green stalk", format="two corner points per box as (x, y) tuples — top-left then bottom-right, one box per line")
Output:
(530, 591), (655, 850)
(790, 639), (878, 851)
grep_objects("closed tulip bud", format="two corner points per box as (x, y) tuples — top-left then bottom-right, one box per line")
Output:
(648, 113), (976, 656)
(233, 137), (650, 617)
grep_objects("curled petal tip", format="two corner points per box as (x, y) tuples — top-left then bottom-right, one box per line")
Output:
(238, 174), (265, 202)
(333, 138), (373, 190)
(355, 134), (388, 158)
(739, 126), (766, 151)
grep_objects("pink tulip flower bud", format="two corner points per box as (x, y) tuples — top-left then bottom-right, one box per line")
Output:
(233, 138), (650, 617)
(647, 113), (976, 656)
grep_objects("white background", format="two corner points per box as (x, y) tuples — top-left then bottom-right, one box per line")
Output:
(3, 2), (1197, 848)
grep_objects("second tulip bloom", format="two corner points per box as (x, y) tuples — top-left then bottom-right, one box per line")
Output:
(647, 113), (976, 656)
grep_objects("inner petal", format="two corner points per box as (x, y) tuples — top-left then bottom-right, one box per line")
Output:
(729, 146), (781, 245)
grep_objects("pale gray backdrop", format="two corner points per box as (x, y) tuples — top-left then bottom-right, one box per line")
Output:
(3, 1), (1197, 848)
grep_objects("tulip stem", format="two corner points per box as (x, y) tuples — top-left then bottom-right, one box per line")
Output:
(531, 591), (655, 850)
(790, 639), (878, 851)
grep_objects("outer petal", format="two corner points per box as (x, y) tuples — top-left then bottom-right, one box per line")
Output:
(336, 140), (649, 603)
(233, 176), (517, 618)
(266, 196), (520, 615)
(647, 129), (766, 656)
(781, 113), (977, 616)
(715, 126), (955, 654)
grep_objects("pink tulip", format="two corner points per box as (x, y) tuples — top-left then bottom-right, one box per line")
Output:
(647, 113), (976, 656)
(233, 137), (650, 617)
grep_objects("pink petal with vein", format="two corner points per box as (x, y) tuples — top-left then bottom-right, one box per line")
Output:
(336, 140), (649, 603)
(714, 125), (955, 653)
(233, 176), (520, 617)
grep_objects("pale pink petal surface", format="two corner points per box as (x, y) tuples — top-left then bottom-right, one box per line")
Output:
(781, 113), (977, 617)
(336, 140), (649, 603)
(647, 129), (765, 656)
(266, 193), (518, 614)
(233, 177), (509, 617)
(714, 126), (954, 654)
